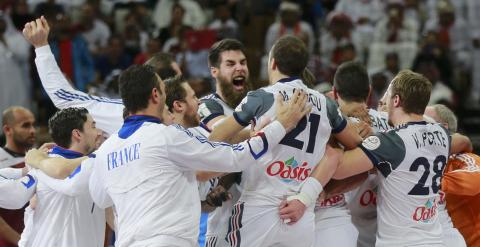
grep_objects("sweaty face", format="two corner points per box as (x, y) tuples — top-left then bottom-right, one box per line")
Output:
(80, 114), (101, 154)
(10, 110), (36, 150)
(181, 83), (200, 127)
(216, 50), (250, 108)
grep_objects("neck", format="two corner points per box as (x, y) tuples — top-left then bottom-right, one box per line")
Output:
(269, 72), (289, 85)
(338, 98), (367, 108)
(65, 143), (87, 156)
(132, 106), (162, 121)
(391, 111), (424, 127)
(4, 141), (27, 155)
(215, 82), (227, 102)
(173, 112), (187, 127)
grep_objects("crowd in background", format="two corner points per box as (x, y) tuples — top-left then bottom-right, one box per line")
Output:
(0, 0), (479, 150)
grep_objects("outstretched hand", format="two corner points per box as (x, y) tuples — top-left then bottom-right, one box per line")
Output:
(22, 16), (50, 48)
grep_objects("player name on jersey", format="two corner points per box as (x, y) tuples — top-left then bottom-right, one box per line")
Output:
(411, 130), (448, 149)
(279, 89), (322, 111)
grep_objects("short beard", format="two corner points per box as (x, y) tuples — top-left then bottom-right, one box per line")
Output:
(183, 114), (200, 128)
(218, 76), (250, 109)
(13, 135), (34, 151)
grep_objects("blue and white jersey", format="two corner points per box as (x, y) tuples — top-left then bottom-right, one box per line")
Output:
(359, 121), (450, 246)
(19, 146), (105, 247)
(198, 93), (234, 127)
(35, 46), (124, 135)
(232, 77), (346, 206)
(89, 115), (286, 247)
(0, 172), (35, 210)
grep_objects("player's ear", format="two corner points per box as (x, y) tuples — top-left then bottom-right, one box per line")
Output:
(393, 94), (401, 107)
(332, 86), (339, 101)
(2, 125), (10, 136)
(210, 66), (218, 78)
(270, 57), (277, 71)
(151, 87), (160, 104)
(173, 100), (184, 112)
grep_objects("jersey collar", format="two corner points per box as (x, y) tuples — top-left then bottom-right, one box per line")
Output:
(277, 76), (301, 84)
(49, 146), (85, 159)
(119, 115), (162, 139)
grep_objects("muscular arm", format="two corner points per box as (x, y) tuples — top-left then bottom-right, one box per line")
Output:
(208, 116), (245, 142)
(26, 149), (87, 179)
(333, 148), (374, 180)
(324, 172), (368, 197)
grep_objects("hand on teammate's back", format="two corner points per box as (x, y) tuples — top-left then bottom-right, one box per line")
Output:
(353, 121), (373, 139)
(25, 148), (48, 169)
(342, 102), (371, 125)
(22, 16), (50, 48)
(275, 90), (312, 132)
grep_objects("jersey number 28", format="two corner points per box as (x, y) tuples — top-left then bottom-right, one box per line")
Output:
(408, 155), (447, 196)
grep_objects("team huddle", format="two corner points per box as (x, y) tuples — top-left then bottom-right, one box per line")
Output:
(0, 16), (478, 247)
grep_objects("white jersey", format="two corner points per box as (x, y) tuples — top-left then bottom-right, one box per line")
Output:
(0, 173), (35, 209)
(19, 146), (105, 247)
(88, 115), (286, 247)
(198, 93), (234, 127)
(198, 93), (242, 246)
(35, 45), (124, 135)
(233, 77), (346, 206)
(345, 109), (391, 246)
(0, 147), (24, 169)
(359, 121), (450, 246)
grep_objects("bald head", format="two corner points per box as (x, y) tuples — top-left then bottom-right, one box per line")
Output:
(2, 106), (34, 127)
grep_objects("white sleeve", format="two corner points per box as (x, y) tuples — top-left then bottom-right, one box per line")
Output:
(34, 45), (125, 135)
(0, 168), (24, 179)
(33, 159), (93, 197)
(0, 174), (36, 209)
(89, 160), (113, 209)
(168, 120), (286, 172)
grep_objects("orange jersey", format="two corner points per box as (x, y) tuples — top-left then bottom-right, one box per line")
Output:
(442, 153), (480, 247)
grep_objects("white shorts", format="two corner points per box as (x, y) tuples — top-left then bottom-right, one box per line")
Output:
(351, 217), (376, 247)
(442, 228), (467, 247)
(314, 216), (358, 247)
(225, 202), (315, 247)
(206, 235), (229, 247)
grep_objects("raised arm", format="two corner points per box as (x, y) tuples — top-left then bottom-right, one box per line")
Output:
(23, 17), (124, 135)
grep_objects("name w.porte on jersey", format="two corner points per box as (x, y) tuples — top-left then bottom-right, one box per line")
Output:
(411, 130), (448, 149)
